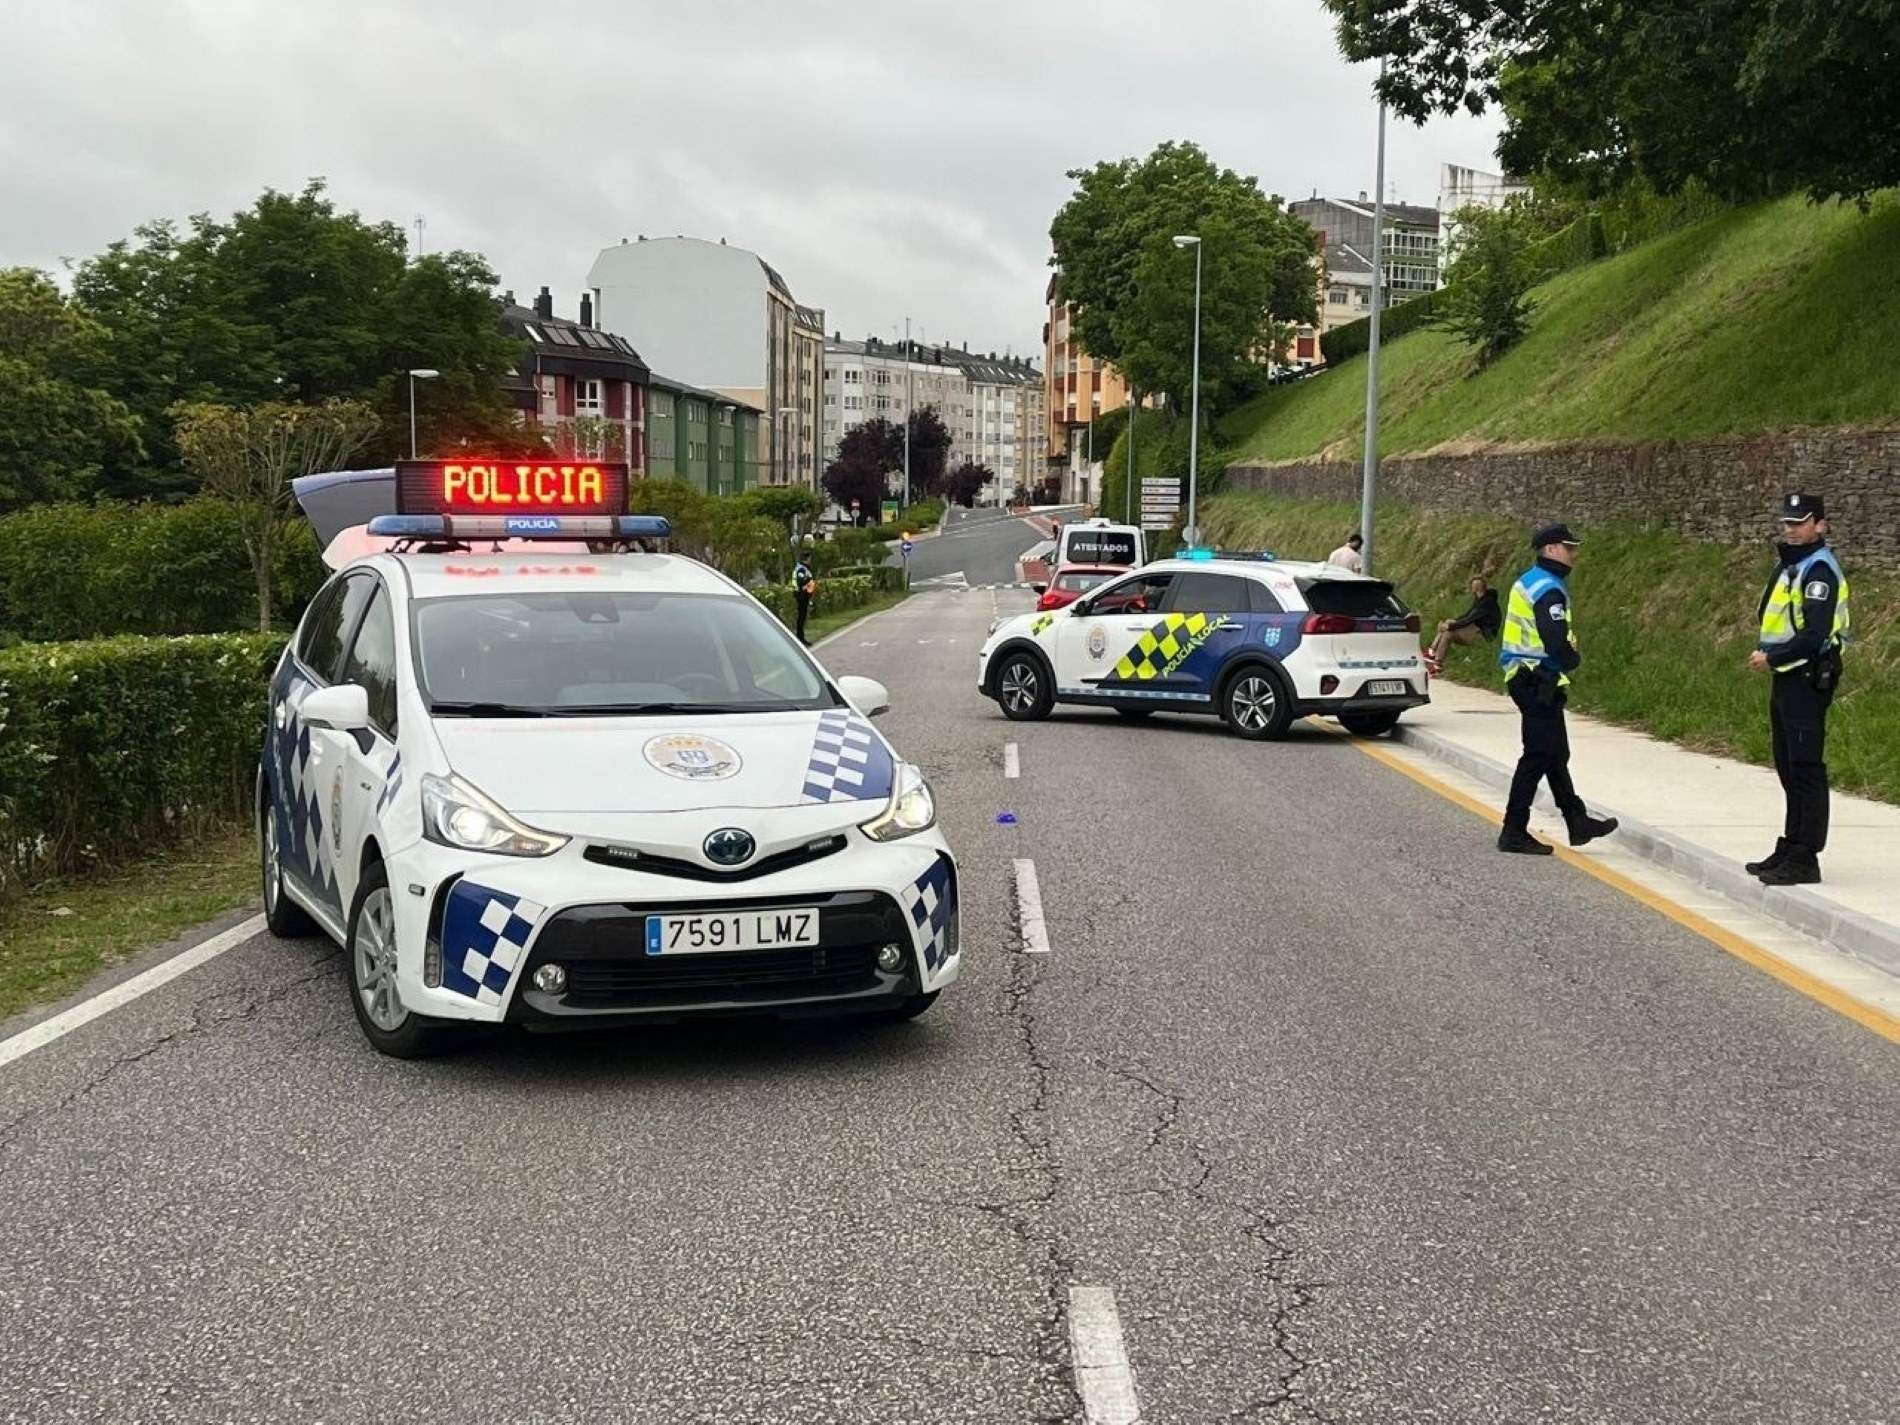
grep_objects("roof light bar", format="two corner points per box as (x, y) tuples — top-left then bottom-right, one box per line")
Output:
(365, 514), (672, 541)
(1174, 547), (1279, 563)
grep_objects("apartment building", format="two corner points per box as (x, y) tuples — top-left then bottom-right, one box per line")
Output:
(1438, 163), (1532, 258)
(942, 347), (1041, 504)
(1291, 195), (1443, 337)
(1043, 272), (1128, 505)
(582, 235), (823, 486)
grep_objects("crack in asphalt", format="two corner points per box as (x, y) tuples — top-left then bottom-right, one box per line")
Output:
(1099, 1056), (1334, 1424)
(0, 953), (342, 1167)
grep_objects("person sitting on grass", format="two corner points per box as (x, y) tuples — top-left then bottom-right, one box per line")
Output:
(1425, 575), (1501, 674)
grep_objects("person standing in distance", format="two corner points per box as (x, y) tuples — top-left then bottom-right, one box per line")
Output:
(792, 546), (817, 646)
(1327, 532), (1365, 572)
(1746, 492), (1850, 886)
(1496, 523), (1619, 855)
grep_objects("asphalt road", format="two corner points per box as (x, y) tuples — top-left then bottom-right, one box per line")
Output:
(902, 506), (1078, 587)
(1, 588), (1896, 1423)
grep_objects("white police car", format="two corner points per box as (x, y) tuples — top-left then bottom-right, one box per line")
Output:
(976, 553), (1428, 738)
(259, 512), (957, 1057)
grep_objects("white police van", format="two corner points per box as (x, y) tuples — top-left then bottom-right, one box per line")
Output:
(1054, 518), (1145, 571)
(977, 551), (1428, 739)
(263, 466), (957, 1057)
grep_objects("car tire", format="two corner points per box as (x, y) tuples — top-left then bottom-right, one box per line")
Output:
(260, 784), (317, 939)
(994, 652), (1053, 721)
(875, 991), (939, 1024)
(1114, 706), (1154, 720)
(1341, 710), (1403, 738)
(346, 860), (456, 1059)
(1222, 664), (1295, 741)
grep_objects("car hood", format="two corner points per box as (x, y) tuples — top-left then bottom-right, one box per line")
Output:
(429, 708), (900, 815)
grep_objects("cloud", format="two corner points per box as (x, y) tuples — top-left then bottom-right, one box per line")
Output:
(0, 0), (1500, 359)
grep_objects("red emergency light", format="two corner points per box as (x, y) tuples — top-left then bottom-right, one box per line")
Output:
(394, 459), (629, 516)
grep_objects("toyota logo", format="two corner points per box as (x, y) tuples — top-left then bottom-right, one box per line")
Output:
(703, 828), (756, 866)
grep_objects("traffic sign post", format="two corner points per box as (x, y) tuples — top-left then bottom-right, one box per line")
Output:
(899, 538), (913, 589)
(1140, 476), (1184, 533)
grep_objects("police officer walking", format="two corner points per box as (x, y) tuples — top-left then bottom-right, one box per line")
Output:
(1746, 492), (1850, 886)
(792, 547), (817, 645)
(1496, 523), (1619, 855)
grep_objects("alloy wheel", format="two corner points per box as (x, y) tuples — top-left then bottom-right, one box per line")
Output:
(1001, 661), (1039, 714)
(1231, 676), (1276, 733)
(354, 887), (406, 1032)
(263, 814), (281, 914)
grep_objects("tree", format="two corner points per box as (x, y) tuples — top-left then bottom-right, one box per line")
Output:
(904, 406), (953, 499)
(944, 461), (992, 508)
(0, 269), (143, 512)
(1434, 205), (1537, 365)
(174, 401), (379, 630)
(73, 180), (522, 496)
(738, 484), (824, 536)
(1050, 143), (1317, 415)
(1320, 0), (1900, 204)
(823, 418), (903, 521)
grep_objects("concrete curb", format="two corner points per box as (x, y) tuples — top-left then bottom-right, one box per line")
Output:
(1391, 722), (1900, 981)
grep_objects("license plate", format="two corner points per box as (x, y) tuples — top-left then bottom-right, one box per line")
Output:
(644, 908), (821, 956)
(1367, 679), (1408, 696)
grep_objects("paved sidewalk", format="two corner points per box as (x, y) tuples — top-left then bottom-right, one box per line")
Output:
(1396, 678), (1900, 977)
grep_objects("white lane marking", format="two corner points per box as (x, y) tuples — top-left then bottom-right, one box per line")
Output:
(859, 641), (879, 648)
(1004, 742), (1020, 779)
(917, 638), (933, 645)
(0, 914), (267, 1071)
(1069, 1286), (1141, 1423)
(1014, 858), (1051, 955)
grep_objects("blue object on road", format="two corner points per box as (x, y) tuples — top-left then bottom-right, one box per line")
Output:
(996, 812), (1017, 825)
(901, 540), (914, 555)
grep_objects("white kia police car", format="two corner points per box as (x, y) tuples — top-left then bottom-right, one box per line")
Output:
(263, 463), (956, 1058)
(976, 552), (1428, 738)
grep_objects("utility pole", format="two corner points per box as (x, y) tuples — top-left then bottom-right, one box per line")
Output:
(1360, 60), (1389, 576)
(1125, 386), (1136, 524)
(903, 315), (912, 506)
(1172, 234), (1204, 546)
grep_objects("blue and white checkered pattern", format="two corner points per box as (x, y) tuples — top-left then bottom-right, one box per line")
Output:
(900, 858), (957, 972)
(800, 710), (895, 804)
(440, 881), (548, 1005)
(269, 665), (341, 917)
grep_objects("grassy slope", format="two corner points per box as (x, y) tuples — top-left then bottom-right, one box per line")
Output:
(1201, 492), (1900, 804)
(1221, 192), (1900, 464)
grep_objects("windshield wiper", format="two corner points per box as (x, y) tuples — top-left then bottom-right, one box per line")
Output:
(548, 701), (757, 716)
(428, 701), (550, 718)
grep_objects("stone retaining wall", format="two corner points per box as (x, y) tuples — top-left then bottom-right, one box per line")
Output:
(1225, 430), (1900, 567)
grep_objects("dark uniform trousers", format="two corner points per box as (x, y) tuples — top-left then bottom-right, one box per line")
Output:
(794, 592), (812, 642)
(1505, 672), (1582, 827)
(1770, 667), (1834, 853)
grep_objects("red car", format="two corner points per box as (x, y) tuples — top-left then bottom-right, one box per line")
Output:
(1034, 564), (1121, 612)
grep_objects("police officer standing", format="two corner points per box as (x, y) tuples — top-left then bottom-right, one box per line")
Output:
(792, 546), (817, 645)
(1496, 523), (1619, 855)
(1746, 493), (1850, 886)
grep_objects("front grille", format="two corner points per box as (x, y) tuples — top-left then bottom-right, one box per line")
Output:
(583, 834), (847, 883)
(518, 889), (911, 1014)
(562, 944), (880, 1006)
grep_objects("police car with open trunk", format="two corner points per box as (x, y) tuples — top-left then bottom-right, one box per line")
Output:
(264, 460), (958, 1057)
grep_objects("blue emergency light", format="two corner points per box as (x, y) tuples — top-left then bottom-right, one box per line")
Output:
(1175, 546), (1278, 562)
(366, 514), (672, 541)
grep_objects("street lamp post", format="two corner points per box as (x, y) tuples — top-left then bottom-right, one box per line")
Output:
(1172, 235), (1203, 547)
(407, 368), (440, 459)
(1360, 59), (1389, 575)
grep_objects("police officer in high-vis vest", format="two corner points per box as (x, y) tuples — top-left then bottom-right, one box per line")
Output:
(1496, 523), (1620, 855)
(1746, 492), (1850, 886)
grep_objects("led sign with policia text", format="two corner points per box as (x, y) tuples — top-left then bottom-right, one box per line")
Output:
(394, 460), (630, 517)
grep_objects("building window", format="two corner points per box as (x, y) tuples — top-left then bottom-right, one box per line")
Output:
(575, 379), (603, 416)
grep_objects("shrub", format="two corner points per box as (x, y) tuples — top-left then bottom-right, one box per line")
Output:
(753, 573), (879, 626)
(902, 499), (945, 530)
(0, 632), (286, 898)
(0, 499), (323, 640)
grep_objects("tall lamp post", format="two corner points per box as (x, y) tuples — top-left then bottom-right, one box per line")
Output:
(1172, 235), (1204, 547)
(1360, 59), (1389, 575)
(407, 368), (439, 459)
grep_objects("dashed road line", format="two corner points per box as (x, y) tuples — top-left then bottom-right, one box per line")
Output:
(1014, 858), (1051, 955)
(0, 914), (267, 1071)
(1004, 742), (1020, 779)
(1069, 1286), (1141, 1423)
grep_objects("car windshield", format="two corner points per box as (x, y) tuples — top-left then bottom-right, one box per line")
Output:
(411, 591), (833, 714)
(1055, 570), (1112, 593)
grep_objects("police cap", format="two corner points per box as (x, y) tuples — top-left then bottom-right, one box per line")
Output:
(1778, 492), (1825, 521)
(1530, 522), (1583, 549)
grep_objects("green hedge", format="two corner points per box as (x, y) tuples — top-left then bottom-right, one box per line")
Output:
(753, 573), (878, 624)
(0, 633), (286, 898)
(0, 499), (325, 641)
(1321, 288), (1447, 364)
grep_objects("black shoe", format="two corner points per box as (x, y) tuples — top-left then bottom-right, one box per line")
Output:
(1744, 837), (1790, 876)
(1758, 850), (1821, 886)
(1564, 811), (1619, 847)
(1497, 826), (1553, 856)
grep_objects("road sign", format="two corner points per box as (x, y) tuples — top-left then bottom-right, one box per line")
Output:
(900, 539), (914, 555)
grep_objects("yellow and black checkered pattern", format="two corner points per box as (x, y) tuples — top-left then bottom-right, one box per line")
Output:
(1112, 612), (1213, 681)
(1030, 612), (1057, 636)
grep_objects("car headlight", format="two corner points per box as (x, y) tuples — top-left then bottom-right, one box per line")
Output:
(859, 763), (937, 842)
(420, 773), (568, 857)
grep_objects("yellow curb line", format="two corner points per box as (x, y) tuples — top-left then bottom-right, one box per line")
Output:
(1334, 727), (1900, 1046)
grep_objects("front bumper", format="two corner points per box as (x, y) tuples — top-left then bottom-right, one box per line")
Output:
(384, 828), (959, 1026)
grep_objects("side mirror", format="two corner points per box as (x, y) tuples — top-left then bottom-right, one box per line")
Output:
(1071, 599), (1092, 618)
(836, 674), (891, 719)
(300, 683), (371, 732)
(1031, 583), (1047, 594)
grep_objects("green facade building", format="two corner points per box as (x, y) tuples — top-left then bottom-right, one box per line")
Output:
(645, 373), (762, 495)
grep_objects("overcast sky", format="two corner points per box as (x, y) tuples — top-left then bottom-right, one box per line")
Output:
(3, 0), (1500, 361)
